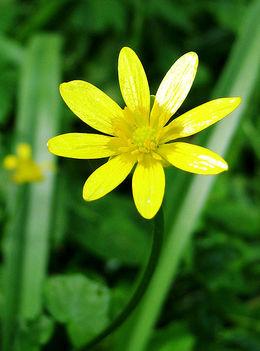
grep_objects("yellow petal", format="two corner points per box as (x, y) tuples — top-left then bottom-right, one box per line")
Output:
(118, 47), (150, 121)
(16, 143), (32, 160)
(3, 155), (18, 170)
(47, 133), (116, 159)
(83, 153), (135, 201)
(11, 162), (43, 183)
(60, 80), (123, 135)
(159, 142), (228, 175)
(132, 157), (165, 219)
(150, 52), (198, 128)
(161, 97), (242, 142)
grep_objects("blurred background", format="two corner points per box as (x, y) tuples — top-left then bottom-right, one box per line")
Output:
(0, 0), (260, 350)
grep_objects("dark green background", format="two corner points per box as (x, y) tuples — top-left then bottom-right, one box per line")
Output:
(0, 0), (259, 350)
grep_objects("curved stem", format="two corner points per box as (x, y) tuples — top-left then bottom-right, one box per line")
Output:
(74, 208), (164, 351)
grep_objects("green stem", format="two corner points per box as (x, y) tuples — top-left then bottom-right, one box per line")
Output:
(74, 208), (164, 351)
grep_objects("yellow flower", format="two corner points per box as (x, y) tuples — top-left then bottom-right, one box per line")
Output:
(47, 47), (241, 219)
(3, 143), (43, 183)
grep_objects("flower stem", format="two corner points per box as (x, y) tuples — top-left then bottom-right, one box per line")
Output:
(73, 208), (164, 351)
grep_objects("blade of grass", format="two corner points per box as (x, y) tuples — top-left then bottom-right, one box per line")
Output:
(16, 0), (73, 41)
(120, 1), (260, 350)
(19, 34), (62, 319)
(0, 34), (24, 65)
(2, 34), (62, 350)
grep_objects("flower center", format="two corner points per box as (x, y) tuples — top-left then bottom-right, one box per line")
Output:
(132, 126), (158, 153)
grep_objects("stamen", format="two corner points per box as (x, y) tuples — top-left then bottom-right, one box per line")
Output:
(111, 107), (162, 160)
(132, 126), (158, 153)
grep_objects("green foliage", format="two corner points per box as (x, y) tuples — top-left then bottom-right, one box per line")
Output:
(71, 194), (150, 266)
(14, 315), (55, 351)
(208, 0), (249, 33)
(45, 274), (110, 347)
(0, 62), (16, 124)
(71, 0), (126, 34)
(149, 322), (195, 351)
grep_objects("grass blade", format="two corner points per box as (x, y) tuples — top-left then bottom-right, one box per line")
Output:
(2, 34), (62, 350)
(0, 34), (24, 65)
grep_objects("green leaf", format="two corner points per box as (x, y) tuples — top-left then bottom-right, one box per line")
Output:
(207, 1), (248, 34)
(17, 34), (63, 319)
(0, 266), (3, 318)
(0, 64), (16, 124)
(72, 194), (150, 266)
(2, 33), (62, 351)
(220, 327), (260, 350)
(0, 34), (24, 66)
(0, 4), (18, 33)
(109, 282), (130, 321)
(45, 274), (110, 347)
(71, 0), (126, 33)
(67, 312), (108, 348)
(149, 322), (195, 351)
(150, 0), (193, 31)
(206, 201), (260, 236)
(14, 315), (55, 351)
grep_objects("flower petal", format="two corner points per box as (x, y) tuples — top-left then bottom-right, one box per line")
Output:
(150, 52), (198, 128)
(161, 97), (242, 142)
(118, 47), (150, 121)
(3, 155), (18, 170)
(132, 157), (165, 219)
(83, 153), (135, 201)
(60, 80), (123, 135)
(16, 143), (32, 160)
(47, 133), (116, 159)
(159, 142), (228, 175)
